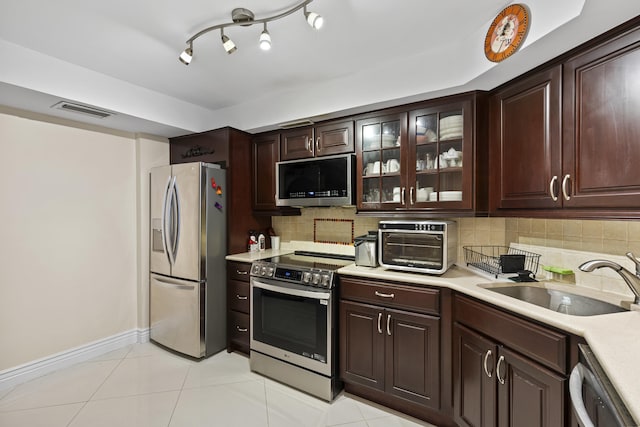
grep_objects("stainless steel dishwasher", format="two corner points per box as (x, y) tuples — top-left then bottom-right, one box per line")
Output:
(569, 344), (635, 427)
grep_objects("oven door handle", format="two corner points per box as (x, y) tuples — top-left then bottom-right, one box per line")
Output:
(251, 279), (331, 300)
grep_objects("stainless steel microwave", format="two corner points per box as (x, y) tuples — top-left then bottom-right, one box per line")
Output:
(275, 154), (355, 207)
(378, 220), (457, 274)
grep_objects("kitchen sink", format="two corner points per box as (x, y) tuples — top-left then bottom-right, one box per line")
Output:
(481, 284), (629, 316)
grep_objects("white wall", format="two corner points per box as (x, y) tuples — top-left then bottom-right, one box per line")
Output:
(0, 111), (168, 371)
(135, 136), (170, 330)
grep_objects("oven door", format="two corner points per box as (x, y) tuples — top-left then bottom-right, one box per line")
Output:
(250, 278), (332, 377)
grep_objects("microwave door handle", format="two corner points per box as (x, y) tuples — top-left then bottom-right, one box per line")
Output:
(569, 363), (596, 427)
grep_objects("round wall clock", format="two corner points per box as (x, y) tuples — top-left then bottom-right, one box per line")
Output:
(484, 3), (530, 63)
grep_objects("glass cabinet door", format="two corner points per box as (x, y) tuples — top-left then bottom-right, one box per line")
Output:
(357, 113), (407, 208)
(410, 101), (470, 207)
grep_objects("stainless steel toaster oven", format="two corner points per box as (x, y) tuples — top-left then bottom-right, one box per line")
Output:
(378, 220), (457, 274)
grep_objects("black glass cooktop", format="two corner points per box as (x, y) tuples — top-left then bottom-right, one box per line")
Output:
(262, 251), (354, 271)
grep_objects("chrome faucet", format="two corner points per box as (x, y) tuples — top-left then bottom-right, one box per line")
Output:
(579, 252), (640, 304)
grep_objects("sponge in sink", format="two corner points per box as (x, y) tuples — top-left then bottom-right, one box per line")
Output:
(543, 266), (574, 275)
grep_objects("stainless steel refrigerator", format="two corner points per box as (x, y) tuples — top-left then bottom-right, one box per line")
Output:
(149, 162), (226, 358)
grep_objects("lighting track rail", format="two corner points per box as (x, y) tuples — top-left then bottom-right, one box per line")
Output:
(179, 0), (323, 65)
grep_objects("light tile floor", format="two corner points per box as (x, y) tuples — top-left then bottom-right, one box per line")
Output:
(0, 343), (437, 427)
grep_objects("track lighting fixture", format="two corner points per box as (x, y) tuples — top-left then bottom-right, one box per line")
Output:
(178, 0), (323, 65)
(259, 23), (272, 51)
(221, 29), (237, 54)
(304, 5), (324, 30)
(179, 42), (193, 65)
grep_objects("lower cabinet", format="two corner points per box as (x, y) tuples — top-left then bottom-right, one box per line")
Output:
(339, 276), (449, 425)
(453, 295), (569, 427)
(227, 261), (251, 355)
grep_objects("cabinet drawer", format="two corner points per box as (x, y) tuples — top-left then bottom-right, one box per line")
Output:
(228, 310), (250, 348)
(340, 277), (439, 315)
(454, 295), (567, 374)
(228, 261), (251, 282)
(228, 280), (250, 313)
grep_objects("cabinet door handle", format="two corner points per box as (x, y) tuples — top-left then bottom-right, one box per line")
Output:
(236, 270), (248, 275)
(306, 137), (312, 153)
(496, 355), (506, 385)
(483, 350), (493, 378)
(236, 295), (248, 300)
(401, 187), (406, 205)
(549, 176), (559, 201)
(377, 312), (382, 334)
(236, 326), (248, 332)
(374, 291), (395, 299)
(316, 137), (320, 152)
(562, 174), (571, 201)
(409, 187), (415, 205)
(386, 314), (392, 336)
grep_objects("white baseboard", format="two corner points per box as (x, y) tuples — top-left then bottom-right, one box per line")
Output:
(0, 328), (150, 391)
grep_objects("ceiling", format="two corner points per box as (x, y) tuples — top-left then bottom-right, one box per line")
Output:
(1, 0), (639, 138)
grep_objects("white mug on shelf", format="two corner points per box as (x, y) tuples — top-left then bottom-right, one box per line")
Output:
(393, 186), (401, 202)
(387, 158), (400, 172)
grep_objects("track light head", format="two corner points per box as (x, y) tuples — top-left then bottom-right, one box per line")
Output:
(179, 44), (193, 65)
(221, 29), (237, 54)
(259, 23), (272, 51)
(304, 6), (323, 30)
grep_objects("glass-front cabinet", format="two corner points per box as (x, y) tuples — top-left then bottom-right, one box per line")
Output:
(357, 113), (408, 209)
(410, 99), (472, 209)
(356, 96), (478, 212)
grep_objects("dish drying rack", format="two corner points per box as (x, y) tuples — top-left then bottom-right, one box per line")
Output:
(463, 246), (541, 278)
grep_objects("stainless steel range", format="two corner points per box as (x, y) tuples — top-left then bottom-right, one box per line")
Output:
(249, 251), (353, 401)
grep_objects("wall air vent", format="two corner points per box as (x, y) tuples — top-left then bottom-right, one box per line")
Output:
(50, 101), (114, 119)
(278, 118), (314, 129)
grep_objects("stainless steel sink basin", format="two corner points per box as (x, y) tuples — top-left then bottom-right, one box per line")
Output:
(483, 284), (629, 316)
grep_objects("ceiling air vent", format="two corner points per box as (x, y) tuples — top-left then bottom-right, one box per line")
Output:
(278, 118), (314, 129)
(51, 101), (114, 119)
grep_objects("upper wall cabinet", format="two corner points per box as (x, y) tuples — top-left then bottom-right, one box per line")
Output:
(490, 66), (562, 210)
(490, 20), (640, 218)
(280, 120), (354, 161)
(252, 132), (281, 212)
(357, 93), (488, 215)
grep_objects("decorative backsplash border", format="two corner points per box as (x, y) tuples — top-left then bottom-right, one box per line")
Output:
(314, 218), (354, 245)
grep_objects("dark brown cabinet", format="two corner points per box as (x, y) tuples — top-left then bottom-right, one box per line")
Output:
(251, 132), (280, 212)
(226, 261), (251, 355)
(490, 66), (562, 211)
(490, 20), (640, 217)
(453, 295), (568, 427)
(339, 277), (442, 414)
(280, 120), (354, 161)
(169, 127), (270, 254)
(357, 93), (487, 215)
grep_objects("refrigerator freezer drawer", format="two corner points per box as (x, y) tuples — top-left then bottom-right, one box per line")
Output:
(150, 273), (203, 358)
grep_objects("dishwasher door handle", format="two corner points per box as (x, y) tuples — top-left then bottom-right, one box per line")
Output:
(569, 363), (596, 427)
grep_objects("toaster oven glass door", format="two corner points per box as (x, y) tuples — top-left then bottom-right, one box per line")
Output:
(380, 231), (444, 269)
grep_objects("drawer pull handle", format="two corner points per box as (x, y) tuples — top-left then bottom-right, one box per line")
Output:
(236, 326), (248, 332)
(236, 270), (248, 275)
(386, 314), (392, 336)
(375, 291), (395, 299)
(483, 350), (493, 378)
(236, 295), (248, 300)
(496, 355), (506, 385)
(377, 312), (382, 334)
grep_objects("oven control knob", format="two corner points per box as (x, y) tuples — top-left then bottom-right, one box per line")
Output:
(251, 264), (261, 275)
(261, 266), (268, 276)
(303, 272), (312, 283)
(312, 273), (321, 285)
(266, 267), (274, 277)
(321, 274), (331, 287)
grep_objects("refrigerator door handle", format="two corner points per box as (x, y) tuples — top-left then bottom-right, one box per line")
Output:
(161, 176), (172, 266)
(165, 176), (177, 266)
(172, 178), (181, 263)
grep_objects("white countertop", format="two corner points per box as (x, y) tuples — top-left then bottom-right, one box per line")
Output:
(226, 250), (640, 424)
